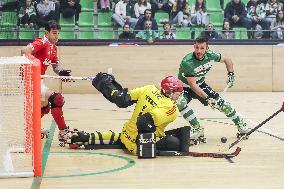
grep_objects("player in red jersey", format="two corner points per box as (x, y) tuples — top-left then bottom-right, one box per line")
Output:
(21, 20), (72, 146)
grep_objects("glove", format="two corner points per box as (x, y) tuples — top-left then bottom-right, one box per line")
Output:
(227, 72), (235, 88)
(205, 97), (224, 109)
(58, 70), (73, 82)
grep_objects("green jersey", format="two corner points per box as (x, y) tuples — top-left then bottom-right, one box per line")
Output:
(178, 50), (221, 86)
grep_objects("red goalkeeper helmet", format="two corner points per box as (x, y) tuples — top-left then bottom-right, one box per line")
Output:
(161, 76), (183, 92)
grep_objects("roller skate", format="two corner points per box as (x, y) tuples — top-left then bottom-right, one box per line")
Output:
(66, 129), (90, 149)
(58, 127), (70, 147)
(189, 126), (206, 146)
(236, 120), (250, 140)
(41, 128), (50, 139)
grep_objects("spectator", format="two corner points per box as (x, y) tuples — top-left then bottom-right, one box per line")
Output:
(100, 0), (111, 12)
(134, 0), (151, 19)
(270, 10), (284, 39)
(136, 19), (159, 39)
(191, 0), (208, 27)
(224, 0), (253, 38)
(112, 0), (138, 28)
(59, 0), (81, 25)
(200, 23), (219, 39)
(247, 0), (270, 38)
(18, 0), (37, 28)
(219, 19), (235, 39)
(150, 0), (171, 18)
(119, 23), (136, 39)
(265, 0), (283, 24)
(36, 0), (57, 28)
(134, 9), (158, 33)
(0, 0), (25, 13)
(171, 0), (191, 27)
(160, 21), (176, 39)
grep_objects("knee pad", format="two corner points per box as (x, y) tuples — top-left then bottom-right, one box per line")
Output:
(156, 135), (180, 151)
(111, 89), (133, 108)
(48, 93), (65, 108)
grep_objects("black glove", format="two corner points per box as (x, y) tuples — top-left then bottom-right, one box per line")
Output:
(59, 70), (73, 82)
(59, 70), (72, 76)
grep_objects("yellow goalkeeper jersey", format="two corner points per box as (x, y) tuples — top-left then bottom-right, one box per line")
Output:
(120, 85), (179, 154)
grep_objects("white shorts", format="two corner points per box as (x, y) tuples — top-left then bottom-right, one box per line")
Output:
(41, 80), (49, 101)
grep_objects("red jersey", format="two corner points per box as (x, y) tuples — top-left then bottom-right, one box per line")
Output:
(29, 35), (59, 75)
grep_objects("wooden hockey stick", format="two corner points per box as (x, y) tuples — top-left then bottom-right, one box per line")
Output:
(41, 75), (95, 81)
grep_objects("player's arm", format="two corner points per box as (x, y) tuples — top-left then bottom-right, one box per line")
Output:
(21, 44), (33, 56)
(220, 55), (234, 73)
(220, 55), (235, 88)
(186, 76), (207, 99)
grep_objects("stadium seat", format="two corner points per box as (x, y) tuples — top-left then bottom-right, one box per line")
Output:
(19, 28), (34, 39)
(60, 14), (75, 27)
(60, 27), (75, 39)
(98, 26), (114, 39)
(98, 12), (112, 27)
(209, 11), (224, 26)
(154, 11), (169, 26)
(191, 27), (203, 39)
(233, 27), (248, 39)
(207, 0), (222, 11)
(0, 12), (17, 26)
(79, 12), (94, 27)
(187, 0), (195, 6)
(79, 27), (94, 39)
(0, 27), (16, 39)
(80, 0), (94, 12)
(175, 28), (191, 39)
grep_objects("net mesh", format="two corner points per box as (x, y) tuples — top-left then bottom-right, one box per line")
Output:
(0, 56), (33, 175)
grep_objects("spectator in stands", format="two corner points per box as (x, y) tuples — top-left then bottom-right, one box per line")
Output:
(270, 10), (284, 39)
(219, 19), (235, 39)
(247, 0), (270, 38)
(160, 21), (176, 39)
(100, 0), (111, 12)
(150, 0), (171, 18)
(119, 23), (136, 39)
(134, 9), (158, 33)
(171, 0), (191, 27)
(200, 23), (220, 39)
(134, 0), (151, 19)
(36, 0), (58, 28)
(191, 0), (208, 27)
(112, 0), (138, 28)
(59, 0), (81, 25)
(136, 19), (159, 39)
(0, 0), (25, 13)
(18, 0), (37, 28)
(265, 0), (283, 24)
(224, 0), (253, 38)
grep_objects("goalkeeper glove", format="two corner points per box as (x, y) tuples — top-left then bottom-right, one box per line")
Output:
(58, 70), (73, 82)
(205, 97), (224, 110)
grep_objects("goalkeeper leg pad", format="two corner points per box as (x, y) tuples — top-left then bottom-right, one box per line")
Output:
(164, 126), (190, 152)
(137, 133), (156, 158)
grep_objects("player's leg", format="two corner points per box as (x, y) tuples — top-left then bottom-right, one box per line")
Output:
(176, 90), (205, 144)
(67, 129), (121, 149)
(200, 83), (249, 137)
(44, 89), (70, 144)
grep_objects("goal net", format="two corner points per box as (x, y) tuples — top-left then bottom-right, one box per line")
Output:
(0, 55), (41, 178)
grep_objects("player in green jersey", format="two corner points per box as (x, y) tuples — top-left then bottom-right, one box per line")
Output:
(177, 37), (249, 145)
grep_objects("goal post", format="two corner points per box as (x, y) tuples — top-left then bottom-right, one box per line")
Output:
(0, 55), (41, 178)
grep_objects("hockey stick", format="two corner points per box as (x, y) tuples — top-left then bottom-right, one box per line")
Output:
(157, 147), (241, 159)
(41, 75), (95, 81)
(229, 102), (284, 149)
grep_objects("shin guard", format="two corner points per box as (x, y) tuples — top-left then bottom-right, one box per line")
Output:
(51, 108), (67, 130)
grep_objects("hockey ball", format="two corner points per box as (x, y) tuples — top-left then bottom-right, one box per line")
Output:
(221, 137), (227, 143)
